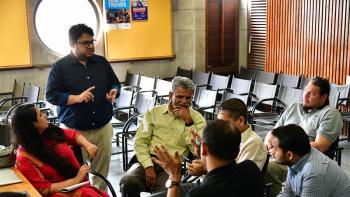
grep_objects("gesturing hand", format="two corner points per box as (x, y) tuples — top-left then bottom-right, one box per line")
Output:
(187, 159), (206, 176)
(106, 89), (118, 102)
(152, 145), (181, 182)
(190, 128), (201, 157)
(78, 86), (95, 103)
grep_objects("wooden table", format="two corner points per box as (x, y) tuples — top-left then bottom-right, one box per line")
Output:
(0, 167), (42, 196)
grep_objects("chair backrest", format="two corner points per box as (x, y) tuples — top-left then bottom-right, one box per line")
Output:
(324, 138), (339, 160)
(22, 84), (40, 103)
(277, 86), (304, 107)
(298, 76), (312, 89)
(238, 67), (257, 80)
(176, 67), (193, 79)
(155, 77), (172, 97)
(194, 88), (217, 113)
(221, 91), (249, 105)
(192, 71), (211, 87)
(124, 71), (140, 87)
(253, 82), (278, 105)
(209, 73), (230, 92)
(276, 73), (300, 88)
(329, 83), (350, 108)
(139, 75), (156, 92)
(256, 70), (276, 85)
(230, 78), (253, 94)
(134, 91), (157, 115)
(115, 88), (135, 110)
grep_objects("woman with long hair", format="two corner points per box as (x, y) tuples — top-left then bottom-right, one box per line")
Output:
(12, 103), (109, 197)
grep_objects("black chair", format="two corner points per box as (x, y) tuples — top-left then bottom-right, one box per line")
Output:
(112, 90), (158, 171)
(193, 88), (218, 120)
(176, 67), (193, 79)
(276, 73), (300, 88)
(155, 77), (172, 104)
(298, 75), (311, 89)
(221, 78), (254, 105)
(238, 67), (257, 80)
(256, 70), (277, 85)
(324, 138), (343, 166)
(72, 146), (117, 197)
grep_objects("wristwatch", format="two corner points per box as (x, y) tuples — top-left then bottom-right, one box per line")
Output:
(165, 179), (180, 188)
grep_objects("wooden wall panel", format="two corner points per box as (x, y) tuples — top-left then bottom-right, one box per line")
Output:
(266, 0), (350, 84)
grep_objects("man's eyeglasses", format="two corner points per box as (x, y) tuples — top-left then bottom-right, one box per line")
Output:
(76, 39), (96, 48)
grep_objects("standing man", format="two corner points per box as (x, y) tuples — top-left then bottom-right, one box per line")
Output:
(119, 76), (206, 197)
(265, 76), (343, 196)
(46, 24), (121, 190)
(266, 124), (350, 197)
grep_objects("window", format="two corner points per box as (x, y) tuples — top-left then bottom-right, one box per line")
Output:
(34, 0), (101, 56)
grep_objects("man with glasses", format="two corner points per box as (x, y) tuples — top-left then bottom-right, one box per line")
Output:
(46, 24), (121, 191)
(265, 76), (343, 196)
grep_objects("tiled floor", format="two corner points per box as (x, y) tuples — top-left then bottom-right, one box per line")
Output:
(106, 128), (350, 197)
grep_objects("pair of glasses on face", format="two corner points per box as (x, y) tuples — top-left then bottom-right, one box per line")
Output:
(76, 39), (96, 48)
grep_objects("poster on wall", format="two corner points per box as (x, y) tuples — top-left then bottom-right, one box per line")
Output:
(132, 0), (148, 21)
(105, 0), (131, 29)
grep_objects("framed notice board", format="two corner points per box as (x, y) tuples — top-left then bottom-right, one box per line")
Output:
(0, 0), (31, 68)
(104, 0), (173, 61)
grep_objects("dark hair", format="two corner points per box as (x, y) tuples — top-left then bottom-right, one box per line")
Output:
(11, 104), (78, 179)
(271, 124), (311, 156)
(68, 24), (94, 43)
(310, 76), (330, 106)
(220, 98), (248, 124)
(202, 119), (241, 160)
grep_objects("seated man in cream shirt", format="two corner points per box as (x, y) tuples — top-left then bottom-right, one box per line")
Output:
(119, 76), (206, 197)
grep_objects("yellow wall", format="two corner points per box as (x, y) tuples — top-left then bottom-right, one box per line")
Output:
(0, 0), (31, 67)
(105, 0), (172, 61)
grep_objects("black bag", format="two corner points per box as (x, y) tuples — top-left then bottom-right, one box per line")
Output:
(0, 144), (16, 168)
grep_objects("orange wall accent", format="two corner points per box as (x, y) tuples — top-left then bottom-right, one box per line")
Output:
(266, 0), (350, 84)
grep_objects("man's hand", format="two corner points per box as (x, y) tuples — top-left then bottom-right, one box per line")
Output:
(187, 159), (206, 176)
(190, 128), (201, 157)
(145, 167), (157, 189)
(83, 142), (98, 160)
(173, 106), (193, 124)
(106, 88), (118, 102)
(77, 86), (95, 103)
(152, 145), (181, 182)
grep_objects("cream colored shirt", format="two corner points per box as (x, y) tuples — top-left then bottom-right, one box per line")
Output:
(236, 125), (267, 170)
(134, 104), (206, 168)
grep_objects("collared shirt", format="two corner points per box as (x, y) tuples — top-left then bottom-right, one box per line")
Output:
(186, 160), (264, 197)
(275, 103), (342, 143)
(237, 125), (267, 170)
(46, 53), (121, 130)
(134, 104), (206, 168)
(278, 148), (350, 197)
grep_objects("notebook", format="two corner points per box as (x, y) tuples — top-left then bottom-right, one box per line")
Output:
(0, 168), (23, 186)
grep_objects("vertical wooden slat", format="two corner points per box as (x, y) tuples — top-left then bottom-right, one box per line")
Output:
(265, 0), (350, 84)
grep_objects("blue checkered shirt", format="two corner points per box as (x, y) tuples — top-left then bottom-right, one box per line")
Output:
(278, 148), (350, 197)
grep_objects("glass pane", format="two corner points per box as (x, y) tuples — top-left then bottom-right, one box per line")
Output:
(35, 0), (100, 56)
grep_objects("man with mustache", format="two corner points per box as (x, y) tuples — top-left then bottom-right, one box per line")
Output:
(46, 24), (120, 191)
(265, 76), (343, 196)
(120, 76), (206, 197)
